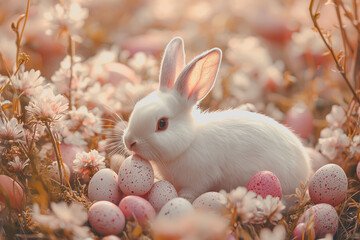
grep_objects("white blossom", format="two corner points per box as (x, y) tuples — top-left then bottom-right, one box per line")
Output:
(73, 150), (105, 177)
(8, 156), (29, 171)
(0, 118), (25, 143)
(350, 135), (360, 156)
(32, 202), (90, 239)
(318, 128), (349, 160)
(253, 195), (285, 224)
(25, 89), (69, 123)
(259, 225), (286, 240)
(44, 3), (89, 42)
(325, 105), (346, 129)
(220, 187), (257, 223)
(12, 69), (46, 96)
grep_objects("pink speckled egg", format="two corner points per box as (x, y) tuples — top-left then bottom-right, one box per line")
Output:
(293, 223), (315, 240)
(309, 164), (348, 206)
(48, 161), (71, 183)
(119, 195), (156, 225)
(192, 192), (227, 212)
(283, 102), (314, 139)
(118, 155), (154, 195)
(147, 180), (178, 212)
(357, 161), (360, 180)
(158, 197), (194, 218)
(88, 168), (121, 204)
(299, 203), (338, 237)
(247, 171), (282, 199)
(0, 175), (25, 211)
(88, 201), (125, 235)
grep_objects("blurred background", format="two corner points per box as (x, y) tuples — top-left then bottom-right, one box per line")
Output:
(0, 0), (357, 142)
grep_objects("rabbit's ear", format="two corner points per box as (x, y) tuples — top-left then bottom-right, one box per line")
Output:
(159, 37), (185, 92)
(174, 48), (222, 103)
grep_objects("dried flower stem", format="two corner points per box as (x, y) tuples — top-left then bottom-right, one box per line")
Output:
(68, 33), (74, 110)
(15, 0), (31, 69)
(45, 122), (70, 187)
(309, 0), (360, 105)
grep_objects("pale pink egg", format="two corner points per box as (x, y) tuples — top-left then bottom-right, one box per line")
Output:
(118, 155), (154, 196)
(58, 144), (83, 172)
(247, 171), (282, 199)
(309, 164), (348, 206)
(192, 192), (226, 212)
(306, 147), (329, 173)
(356, 161), (360, 180)
(299, 203), (338, 238)
(88, 168), (121, 204)
(146, 180), (178, 212)
(88, 201), (125, 235)
(48, 161), (71, 183)
(293, 223), (315, 240)
(98, 62), (140, 86)
(158, 197), (194, 219)
(283, 102), (314, 139)
(0, 175), (25, 211)
(118, 195), (156, 225)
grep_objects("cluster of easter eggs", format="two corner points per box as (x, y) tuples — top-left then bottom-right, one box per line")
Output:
(293, 163), (348, 239)
(87, 155), (229, 236)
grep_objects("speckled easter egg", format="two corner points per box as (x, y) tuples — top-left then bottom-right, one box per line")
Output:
(293, 223), (315, 240)
(119, 195), (156, 225)
(309, 164), (348, 206)
(147, 180), (178, 212)
(247, 171), (282, 199)
(357, 161), (360, 180)
(299, 203), (338, 237)
(48, 161), (71, 183)
(88, 201), (125, 235)
(158, 197), (194, 218)
(0, 175), (25, 211)
(88, 168), (121, 204)
(118, 155), (154, 195)
(192, 192), (227, 212)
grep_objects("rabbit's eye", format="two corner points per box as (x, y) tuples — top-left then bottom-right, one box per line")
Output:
(157, 117), (168, 131)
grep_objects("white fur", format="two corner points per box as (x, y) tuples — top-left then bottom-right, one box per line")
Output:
(123, 37), (312, 202)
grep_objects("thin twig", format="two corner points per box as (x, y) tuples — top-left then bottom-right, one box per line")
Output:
(15, 0), (31, 69)
(44, 122), (71, 188)
(68, 33), (74, 110)
(334, 1), (354, 55)
(309, 0), (360, 105)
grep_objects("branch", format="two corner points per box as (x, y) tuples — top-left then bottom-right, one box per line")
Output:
(309, 0), (360, 105)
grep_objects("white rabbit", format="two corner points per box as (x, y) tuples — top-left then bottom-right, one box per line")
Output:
(123, 37), (312, 202)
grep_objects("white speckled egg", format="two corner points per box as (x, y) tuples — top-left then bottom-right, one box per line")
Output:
(88, 201), (125, 235)
(247, 171), (282, 199)
(119, 195), (156, 225)
(88, 168), (121, 204)
(309, 164), (348, 206)
(299, 203), (338, 238)
(356, 161), (360, 180)
(147, 180), (178, 212)
(158, 197), (194, 218)
(48, 162), (71, 183)
(118, 155), (154, 195)
(192, 192), (227, 212)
